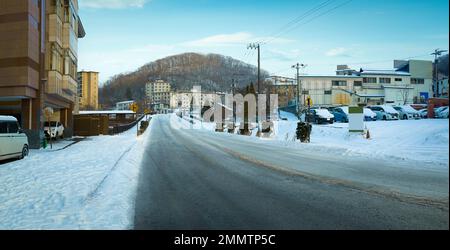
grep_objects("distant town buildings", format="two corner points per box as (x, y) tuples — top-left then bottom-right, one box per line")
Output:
(77, 71), (99, 111)
(146, 80), (172, 114)
(0, 0), (85, 148)
(270, 59), (434, 108)
(116, 100), (136, 111)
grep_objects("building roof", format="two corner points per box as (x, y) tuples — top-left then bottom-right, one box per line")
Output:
(357, 94), (386, 98)
(360, 69), (411, 76)
(0, 115), (18, 121)
(299, 75), (361, 78)
(78, 110), (136, 115)
(116, 100), (135, 105)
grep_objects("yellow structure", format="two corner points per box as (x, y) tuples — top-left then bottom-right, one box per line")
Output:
(77, 71), (99, 110)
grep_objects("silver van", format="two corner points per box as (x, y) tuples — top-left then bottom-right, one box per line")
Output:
(0, 116), (29, 161)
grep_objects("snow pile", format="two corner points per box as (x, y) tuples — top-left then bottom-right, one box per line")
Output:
(0, 117), (152, 229)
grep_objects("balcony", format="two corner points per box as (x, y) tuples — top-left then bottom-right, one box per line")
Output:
(46, 71), (77, 104)
(62, 75), (77, 103)
(47, 71), (63, 96)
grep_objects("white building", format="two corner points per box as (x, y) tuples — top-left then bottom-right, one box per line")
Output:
(297, 59), (433, 107)
(115, 100), (135, 111)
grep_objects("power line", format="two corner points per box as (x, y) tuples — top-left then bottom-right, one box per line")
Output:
(265, 0), (353, 45)
(259, 0), (336, 44)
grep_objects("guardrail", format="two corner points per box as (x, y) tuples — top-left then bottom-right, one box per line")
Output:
(109, 115), (146, 135)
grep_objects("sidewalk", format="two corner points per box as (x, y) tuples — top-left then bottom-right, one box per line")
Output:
(0, 117), (152, 229)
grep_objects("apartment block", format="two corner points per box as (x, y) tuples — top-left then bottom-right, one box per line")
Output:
(0, 0), (85, 148)
(146, 80), (171, 114)
(77, 71), (99, 110)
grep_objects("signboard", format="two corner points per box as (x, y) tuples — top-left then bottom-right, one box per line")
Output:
(348, 106), (364, 133)
(130, 103), (139, 113)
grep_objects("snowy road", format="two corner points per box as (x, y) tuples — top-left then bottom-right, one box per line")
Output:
(134, 115), (448, 230)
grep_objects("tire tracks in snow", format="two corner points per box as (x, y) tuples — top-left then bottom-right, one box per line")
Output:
(175, 126), (449, 211)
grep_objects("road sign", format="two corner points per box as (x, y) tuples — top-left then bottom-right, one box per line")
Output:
(130, 103), (139, 113)
(306, 96), (313, 107)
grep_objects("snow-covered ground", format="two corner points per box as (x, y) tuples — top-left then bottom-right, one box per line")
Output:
(0, 117), (152, 229)
(180, 111), (449, 168)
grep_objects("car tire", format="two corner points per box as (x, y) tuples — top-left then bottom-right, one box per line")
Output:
(20, 145), (29, 159)
(383, 116), (387, 121)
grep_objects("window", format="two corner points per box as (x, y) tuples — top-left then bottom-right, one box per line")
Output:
(363, 77), (377, 84)
(395, 78), (402, 82)
(332, 80), (347, 86)
(0, 122), (7, 134)
(411, 78), (425, 84)
(354, 81), (362, 87)
(379, 78), (391, 84)
(324, 90), (332, 95)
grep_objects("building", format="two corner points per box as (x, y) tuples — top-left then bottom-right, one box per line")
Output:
(296, 59), (433, 107)
(77, 71), (99, 110)
(0, 0), (85, 148)
(266, 76), (297, 108)
(116, 100), (135, 111)
(146, 80), (172, 114)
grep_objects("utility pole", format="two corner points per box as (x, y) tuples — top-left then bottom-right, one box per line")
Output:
(431, 49), (447, 97)
(248, 42), (261, 126)
(292, 63), (307, 119)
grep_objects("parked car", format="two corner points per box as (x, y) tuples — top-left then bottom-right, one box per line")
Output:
(367, 105), (399, 120)
(363, 108), (377, 121)
(393, 105), (421, 120)
(418, 108), (428, 118)
(0, 116), (29, 161)
(301, 108), (334, 124)
(330, 106), (348, 123)
(435, 106), (449, 119)
(44, 121), (64, 139)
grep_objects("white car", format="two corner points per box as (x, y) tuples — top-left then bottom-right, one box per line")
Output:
(393, 105), (421, 120)
(44, 121), (65, 139)
(363, 108), (377, 121)
(0, 116), (29, 161)
(367, 105), (399, 120)
(434, 106), (449, 119)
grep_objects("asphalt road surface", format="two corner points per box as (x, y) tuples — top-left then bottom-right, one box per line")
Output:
(134, 115), (449, 230)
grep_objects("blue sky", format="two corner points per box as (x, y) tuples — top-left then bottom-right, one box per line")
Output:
(77, 0), (449, 84)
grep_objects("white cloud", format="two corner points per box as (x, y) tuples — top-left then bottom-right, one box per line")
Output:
(182, 32), (294, 47)
(325, 47), (350, 57)
(79, 0), (150, 9)
(182, 32), (253, 47)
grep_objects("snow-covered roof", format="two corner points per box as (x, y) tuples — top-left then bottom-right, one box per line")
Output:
(360, 70), (410, 76)
(0, 115), (18, 122)
(299, 75), (361, 78)
(78, 110), (136, 115)
(116, 101), (135, 105)
(358, 94), (385, 98)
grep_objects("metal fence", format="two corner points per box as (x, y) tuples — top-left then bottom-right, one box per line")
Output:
(109, 115), (146, 135)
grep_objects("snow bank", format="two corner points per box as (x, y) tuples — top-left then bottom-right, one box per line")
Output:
(180, 111), (449, 168)
(0, 116), (152, 229)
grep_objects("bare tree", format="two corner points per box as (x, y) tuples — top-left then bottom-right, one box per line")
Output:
(400, 88), (410, 105)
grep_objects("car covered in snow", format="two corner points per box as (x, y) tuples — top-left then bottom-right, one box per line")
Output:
(418, 108), (428, 118)
(434, 106), (449, 119)
(44, 121), (64, 139)
(301, 108), (334, 124)
(0, 116), (29, 161)
(393, 105), (421, 120)
(363, 108), (377, 121)
(367, 105), (399, 120)
(330, 106), (348, 123)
